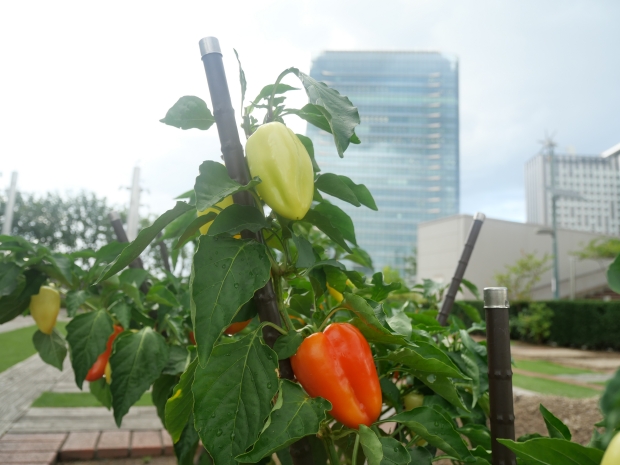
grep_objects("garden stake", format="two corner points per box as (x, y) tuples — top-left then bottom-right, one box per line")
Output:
(199, 36), (314, 465)
(484, 287), (517, 465)
(437, 212), (485, 326)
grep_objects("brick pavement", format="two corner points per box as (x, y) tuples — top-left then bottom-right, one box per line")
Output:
(0, 431), (174, 464)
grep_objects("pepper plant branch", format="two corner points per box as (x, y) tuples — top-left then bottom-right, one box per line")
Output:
(199, 36), (314, 465)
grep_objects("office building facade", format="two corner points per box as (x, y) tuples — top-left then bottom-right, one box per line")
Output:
(525, 142), (620, 235)
(307, 51), (459, 278)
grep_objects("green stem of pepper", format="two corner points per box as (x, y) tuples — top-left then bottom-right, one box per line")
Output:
(351, 433), (360, 465)
(323, 435), (340, 465)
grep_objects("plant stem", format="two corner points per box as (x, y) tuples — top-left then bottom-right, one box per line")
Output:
(318, 307), (345, 332)
(260, 321), (288, 336)
(351, 433), (360, 465)
(323, 436), (340, 465)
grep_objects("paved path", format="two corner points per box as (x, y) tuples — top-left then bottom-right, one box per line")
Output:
(510, 341), (620, 372)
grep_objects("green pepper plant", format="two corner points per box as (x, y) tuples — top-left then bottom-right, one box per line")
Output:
(2, 48), (620, 465)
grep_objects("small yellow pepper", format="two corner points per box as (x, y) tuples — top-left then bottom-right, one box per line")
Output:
(29, 286), (60, 334)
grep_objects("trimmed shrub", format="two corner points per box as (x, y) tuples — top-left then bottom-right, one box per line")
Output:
(454, 300), (620, 350)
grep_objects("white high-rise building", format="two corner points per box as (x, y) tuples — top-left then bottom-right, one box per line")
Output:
(525, 142), (620, 235)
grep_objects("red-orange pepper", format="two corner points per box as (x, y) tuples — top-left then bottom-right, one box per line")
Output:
(85, 325), (124, 382)
(189, 319), (251, 344)
(290, 323), (382, 429)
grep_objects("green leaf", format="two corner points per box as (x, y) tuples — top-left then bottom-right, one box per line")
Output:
(66, 310), (114, 388)
(207, 204), (269, 236)
(65, 290), (89, 317)
(383, 305), (411, 338)
(0, 262), (20, 297)
(380, 378), (402, 412)
(33, 328), (67, 370)
(315, 202), (356, 245)
(457, 424), (492, 450)
(163, 345), (189, 375)
(191, 236), (271, 365)
(273, 331), (304, 360)
(166, 357), (198, 442)
(344, 294), (409, 345)
(110, 327), (169, 426)
(89, 378), (112, 409)
(146, 283), (180, 308)
(378, 437), (410, 465)
(296, 134), (320, 173)
(192, 329), (278, 465)
(386, 343), (466, 380)
(161, 208), (197, 241)
(456, 302), (482, 324)
(388, 407), (473, 461)
(607, 254), (620, 293)
(97, 202), (194, 282)
(359, 425), (383, 465)
(289, 68), (360, 157)
(119, 268), (149, 288)
(371, 272), (401, 301)
(291, 233), (315, 268)
(193, 160), (261, 213)
(540, 404), (572, 440)
(0, 269), (46, 324)
(109, 301), (131, 330)
(152, 374), (177, 427)
(339, 176), (377, 210)
(120, 282), (143, 310)
(408, 447), (432, 465)
(315, 173), (360, 207)
(251, 83), (299, 104)
(236, 380), (331, 462)
(160, 96), (215, 130)
(344, 248), (373, 269)
(174, 416), (200, 465)
(233, 49), (247, 113)
(173, 212), (217, 250)
(303, 209), (352, 253)
(460, 278), (481, 300)
(497, 438), (603, 465)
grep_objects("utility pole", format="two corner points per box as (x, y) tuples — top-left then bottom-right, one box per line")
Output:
(2, 172), (18, 235)
(127, 166), (141, 241)
(548, 138), (560, 300)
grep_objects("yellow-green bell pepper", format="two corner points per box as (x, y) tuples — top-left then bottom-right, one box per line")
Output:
(246, 122), (313, 220)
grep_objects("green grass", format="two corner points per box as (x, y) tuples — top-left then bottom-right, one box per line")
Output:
(31, 391), (153, 408)
(0, 322), (67, 373)
(512, 373), (601, 398)
(514, 359), (597, 376)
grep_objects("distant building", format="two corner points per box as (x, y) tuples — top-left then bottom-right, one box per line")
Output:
(307, 51), (459, 278)
(417, 215), (613, 300)
(525, 143), (620, 235)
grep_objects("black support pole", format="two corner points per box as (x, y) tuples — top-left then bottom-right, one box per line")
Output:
(198, 36), (313, 465)
(437, 212), (485, 326)
(484, 287), (516, 465)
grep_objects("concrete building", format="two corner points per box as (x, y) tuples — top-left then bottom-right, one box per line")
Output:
(525, 142), (620, 236)
(417, 215), (613, 300)
(307, 51), (459, 277)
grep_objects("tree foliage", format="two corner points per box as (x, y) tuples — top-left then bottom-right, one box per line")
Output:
(494, 252), (551, 301)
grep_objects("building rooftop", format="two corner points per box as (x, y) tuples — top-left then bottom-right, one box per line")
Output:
(601, 142), (620, 159)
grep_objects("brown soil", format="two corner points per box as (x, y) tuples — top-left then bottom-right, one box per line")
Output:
(513, 392), (602, 445)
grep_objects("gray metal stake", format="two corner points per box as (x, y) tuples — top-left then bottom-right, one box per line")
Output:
(484, 287), (516, 465)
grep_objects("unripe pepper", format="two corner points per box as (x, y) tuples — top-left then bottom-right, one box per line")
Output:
(85, 325), (124, 382)
(403, 392), (424, 411)
(246, 122), (313, 220)
(602, 432), (620, 465)
(198, 195), (233, 235)
(326, 283), (344, 303)
(291, 323), (382, 429)
(29, 286), (61, 334)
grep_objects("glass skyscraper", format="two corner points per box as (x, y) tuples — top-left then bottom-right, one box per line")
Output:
(307, 51), (459, 279)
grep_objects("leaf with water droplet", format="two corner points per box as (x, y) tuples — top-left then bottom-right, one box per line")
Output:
(191, 235), (271, 365)
(385, 407), (473, 462)
(165, 357), (198, 443)
(236, 380), (331, 463)
(193, 328), (278, 465)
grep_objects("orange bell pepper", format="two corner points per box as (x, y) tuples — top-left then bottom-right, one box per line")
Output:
(290, 323), (382, 429)
(85, 325), (124, 382)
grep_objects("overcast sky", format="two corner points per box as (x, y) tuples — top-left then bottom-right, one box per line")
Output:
(1, 0), (618, 224)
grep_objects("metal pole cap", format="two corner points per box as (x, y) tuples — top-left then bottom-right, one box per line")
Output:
(484, 287), (509, 308)
(199, 37), (222, 57)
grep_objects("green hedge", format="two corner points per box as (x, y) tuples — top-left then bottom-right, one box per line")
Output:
(454, 300), (620, 350)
